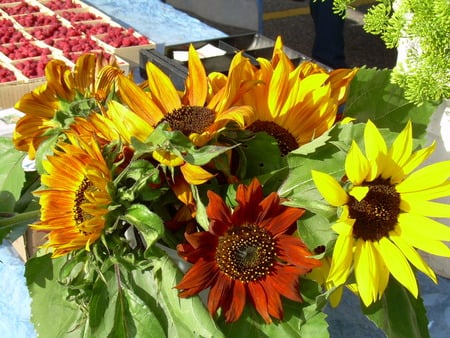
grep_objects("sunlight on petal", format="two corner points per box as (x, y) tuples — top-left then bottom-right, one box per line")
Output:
(311, 170), (348, 206)
(389, 231), (437, 283)
(398, 212), (450, 241)
(345, 141), (370, 185)
(396, 161), (450, 193)
(378, 237), (418, 298)
(180, 163), (215, 185)
(327, 233), (354, 287)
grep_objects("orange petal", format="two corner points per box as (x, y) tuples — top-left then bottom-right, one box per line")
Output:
(180, 162), (215, 185)
(186, 45), (207, 106)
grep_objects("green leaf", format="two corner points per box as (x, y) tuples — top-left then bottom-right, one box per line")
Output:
(133, 123), (234, 165)
(121, 204), (164, 248)
(0, 137), (26, 212)
(137, 253), (225, 337)
(363, 276), (430, 338)
(237, 131), (286, 178)
(25, 254), (88, 338)
(344, 67), (438, 145)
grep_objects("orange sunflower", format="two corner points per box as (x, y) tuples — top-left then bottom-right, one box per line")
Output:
(242, 36), (357, 155)
(13, 53), (123, 159)
(175, 178), (320, 323)
(116, 45), (255, 187)
(32, 134), (112, 257)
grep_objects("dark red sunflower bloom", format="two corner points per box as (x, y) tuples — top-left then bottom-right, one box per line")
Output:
(175, 178), (321, 323)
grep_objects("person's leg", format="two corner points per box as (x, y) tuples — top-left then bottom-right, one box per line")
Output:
(309, 0), (347, 68)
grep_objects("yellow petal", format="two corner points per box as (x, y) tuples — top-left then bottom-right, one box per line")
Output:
(397, 212), (450, 241)
(402, 141), (436, 175)
(396, 160), (450, 194)
(400, 197), (450, 218)
(117, 75), (164, 125)
(378, 237), (418, 298)
(389, 121), (412, 168)
(186, 45), (207, 107)
(152, 149), (184, 166)
(364, 120), (387, 161)
(389, 231), (437, 283)
(106, 100), (153, 142)
(345, 141), (370, 185)
(401, 229), (450, 258)
(327, 232), (354, 287)
(311, 170), (348, 206)
(354, 239), (379, 306)
(180, 162), (215, 185)
(349, 186), (369, 202)
(267, 56), (289, 117)
(399, 181), (450, 201)
(146, 62), (181, 113)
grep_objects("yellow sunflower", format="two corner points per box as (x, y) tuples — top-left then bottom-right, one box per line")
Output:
(312, 120), (450, 307)
(241, 37), (356, 155)
(32, 134), (113, 257)
(116, 44), (255, 185)
(13, 53), (123, 159)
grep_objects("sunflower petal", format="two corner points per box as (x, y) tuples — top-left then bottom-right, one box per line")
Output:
(327, 232), (354, 287)
(224, 281), (246, 323)
(311, 170), (348, 206)
(180, 162), (215, 185)
(396, 161), (450, 193)
(389, 231), (437, 283)
(354, 240), (380, 306)
(146, 62), (181, 113)
(397, 212), (450, 241)
(345, 141), (370, 185)
(389, 121), (413, 168)
(186, 45), (207, 106)
(378, 237), (418, 298)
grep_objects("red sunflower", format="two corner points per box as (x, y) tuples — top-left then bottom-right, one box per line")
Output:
(175, 178), (320, 323)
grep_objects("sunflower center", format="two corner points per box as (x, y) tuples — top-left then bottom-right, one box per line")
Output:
(248, 120), (298, 155)
(349, 178), (400, 241)
(162, 105), (216, 135)
(216, 225), (276, 282)
(73, 177), (93, 232)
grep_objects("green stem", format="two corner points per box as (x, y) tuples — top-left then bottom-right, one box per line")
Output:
(0, 210), (40, 228)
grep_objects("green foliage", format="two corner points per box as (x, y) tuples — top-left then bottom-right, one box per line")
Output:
(333, 0), (450, 104)
(0, 137), (39, 242)
(363, 276), (430, 338)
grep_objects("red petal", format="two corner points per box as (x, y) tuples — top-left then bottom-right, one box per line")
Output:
(268, 265), (303, 302)
(259, 278), (284, 320)
(260, 206), (305, 236)
(185, 231), (217, 250)
(206, 190), (232, 236)
(233, 178), (264, 224)
(247, 281), (272, 323)
(207, 274), (232, 316)
(276, 235), (321, 271)
(175, 259), (218, 297)
(223, 280), (246, 323)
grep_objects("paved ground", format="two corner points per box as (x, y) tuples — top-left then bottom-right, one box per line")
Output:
(203, 0), (397, 69)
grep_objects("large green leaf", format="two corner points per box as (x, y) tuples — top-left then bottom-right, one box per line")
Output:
(0, 137), (25, 212)
(25, 254), (88, 338)
(344, 67), (438, 145)
(363, 276), (430, 338)
(120, 204), (165, 248)
(133, 253), (225, 338)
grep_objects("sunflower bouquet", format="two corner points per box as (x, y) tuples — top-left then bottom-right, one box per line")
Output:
(1, 36), (450, 337)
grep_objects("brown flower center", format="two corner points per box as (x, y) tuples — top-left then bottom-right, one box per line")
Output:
(349, 178), (400, 241)
(216, 225), (276, 282)
(248, 120), (298, 155)
(162, 105), (216, 136)
(73, 177), (93, 234)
